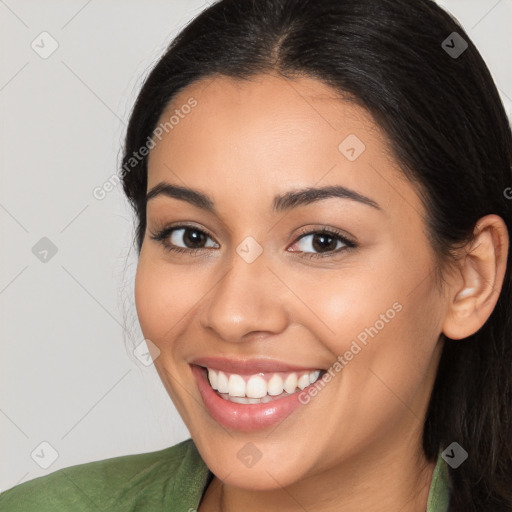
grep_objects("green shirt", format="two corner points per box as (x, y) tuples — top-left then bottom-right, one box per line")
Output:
(0, 438), (451, 511)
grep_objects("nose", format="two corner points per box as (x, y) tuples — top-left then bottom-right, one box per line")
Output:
(199, 249), (289, 343)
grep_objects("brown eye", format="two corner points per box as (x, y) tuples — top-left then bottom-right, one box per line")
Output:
(171, 227), (209, 248)
(150, 225), (219, 254)
(289, 229), (356, 258)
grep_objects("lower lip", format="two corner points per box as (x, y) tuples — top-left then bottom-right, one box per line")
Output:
(191, 364), (311, 432)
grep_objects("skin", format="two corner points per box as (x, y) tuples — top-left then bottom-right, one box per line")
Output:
(134, 72), (509, 511)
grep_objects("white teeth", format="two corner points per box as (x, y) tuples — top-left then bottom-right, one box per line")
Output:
(216, 371), (229, 393)
(207, 368), (218, 390)
(205, 367), (324, 399)
(283, 373), (298, 394)
(297, 373), (310, 390)
(246, 375), (267, 398)
(229, 396), (269, 404)
(228, 374), (246, 397)
(267, 374), (284, 396)
(309, 370), (320, 383)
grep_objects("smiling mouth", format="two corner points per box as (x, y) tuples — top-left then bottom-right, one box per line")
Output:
(199, 366), (327, 404)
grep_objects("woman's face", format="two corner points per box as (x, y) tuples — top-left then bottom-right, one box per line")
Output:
(135, 73), (448, 489)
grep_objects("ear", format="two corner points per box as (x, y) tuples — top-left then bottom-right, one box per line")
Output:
(442, 214), (509, 340)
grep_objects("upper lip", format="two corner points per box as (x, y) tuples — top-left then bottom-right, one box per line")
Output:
(190, 356), (323, 374)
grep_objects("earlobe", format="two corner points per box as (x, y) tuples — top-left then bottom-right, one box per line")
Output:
(442, 214), (509, 341)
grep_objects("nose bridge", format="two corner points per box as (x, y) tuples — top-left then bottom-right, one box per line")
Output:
(200, 241), (289, 342)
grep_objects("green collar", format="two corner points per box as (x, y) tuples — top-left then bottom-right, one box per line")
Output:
(426, 450), (452, 512)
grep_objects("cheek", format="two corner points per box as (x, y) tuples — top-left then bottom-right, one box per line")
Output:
(135, 258), (163, 339)
(134, 256), (187, 342)
(290, 247), (442, 381)
(294, 271), (442, 450)
(285, 259), (407, 356)
(134, 255), (217, 356)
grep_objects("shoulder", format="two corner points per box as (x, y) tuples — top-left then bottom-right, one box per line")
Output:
(0, 438), (211, 512)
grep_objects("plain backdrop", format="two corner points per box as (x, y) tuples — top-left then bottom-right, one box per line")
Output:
(1, 0), (511, 492)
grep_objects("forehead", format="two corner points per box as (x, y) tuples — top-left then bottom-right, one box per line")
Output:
(150, 72), (385, 156)
(146, 73), (420, 219)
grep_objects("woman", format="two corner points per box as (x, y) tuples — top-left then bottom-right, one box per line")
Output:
(2, 0), (511, 510)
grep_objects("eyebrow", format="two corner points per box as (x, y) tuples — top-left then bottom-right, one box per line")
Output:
(146, 182), (381, 213)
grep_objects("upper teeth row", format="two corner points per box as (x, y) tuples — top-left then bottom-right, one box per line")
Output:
(207, 368), (322, 398)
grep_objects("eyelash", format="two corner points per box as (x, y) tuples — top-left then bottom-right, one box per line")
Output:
(149, 223), (357, 259)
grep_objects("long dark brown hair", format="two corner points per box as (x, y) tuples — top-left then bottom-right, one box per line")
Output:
(120, 1), (512, 509)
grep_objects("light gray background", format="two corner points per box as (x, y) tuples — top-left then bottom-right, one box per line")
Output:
(1, 0), (511, 492)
